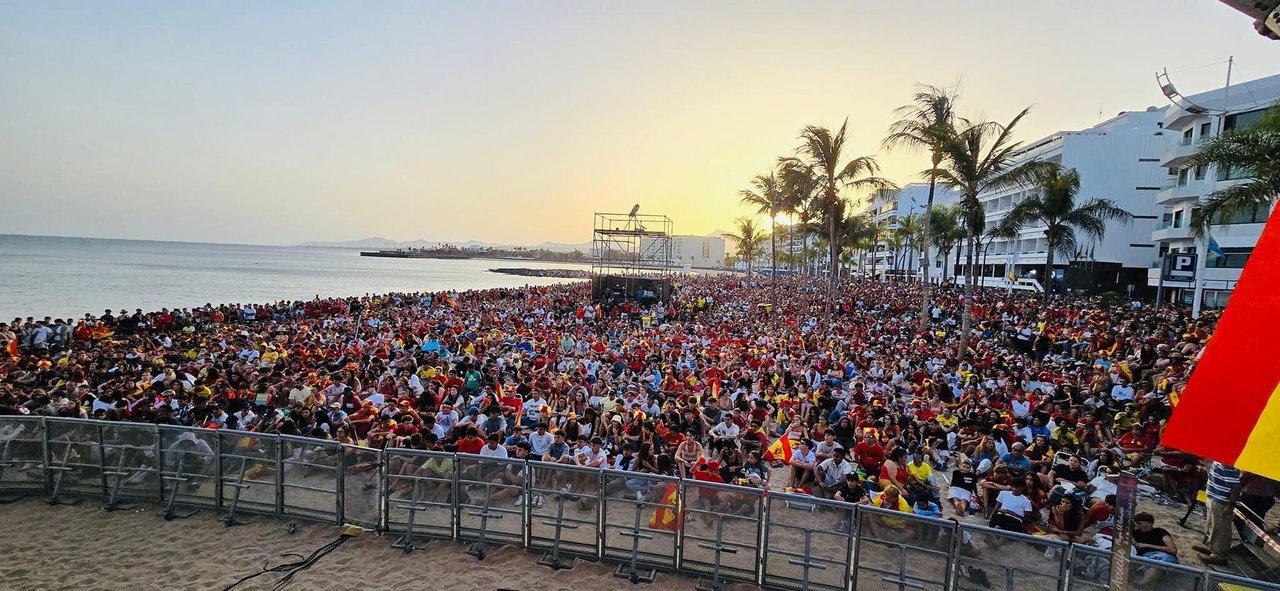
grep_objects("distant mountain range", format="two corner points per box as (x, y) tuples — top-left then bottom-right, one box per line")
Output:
(299, 231), (730, 253)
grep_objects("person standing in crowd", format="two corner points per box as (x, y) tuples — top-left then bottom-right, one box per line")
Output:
(1194, 461), (1242, 566)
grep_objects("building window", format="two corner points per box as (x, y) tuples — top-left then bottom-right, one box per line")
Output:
(1177, 168), (1189, 186)
(1199, 122), (1212, 141)
(1194, 165), (1206, 181)
(1210, 205), (1268, 225)
(1172, 210), (1183, 228)
(1202, 290), (1232, 310)
(1225, 108), (1268, 132)
(1216, 165), (1252, 181)
(1181, 128), (1193, 145)
(1207, 247), (1252, 269)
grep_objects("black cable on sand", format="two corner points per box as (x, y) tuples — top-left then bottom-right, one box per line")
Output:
(222, 534), (353, 591)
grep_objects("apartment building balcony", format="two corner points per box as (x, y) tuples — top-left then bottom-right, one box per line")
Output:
(1160, 135), (1208, 168)
(1151, 221), (1192, 241)
(1154, 178), (1205, 206)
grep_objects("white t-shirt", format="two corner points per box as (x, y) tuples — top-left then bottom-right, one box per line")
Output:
(1010, 399), (1031, 418)
(575, 446), (609, 468)
(711, 422), (740, 440)
(996, 490), (1033, 517)
(1089, 475), (1118, 501)
(523, 398), (545, 422)
(479, 444), (509, 459)
(528, 430), (554, 455)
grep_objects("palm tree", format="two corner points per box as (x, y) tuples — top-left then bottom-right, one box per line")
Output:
(894, 213), (926, 275)
(782, 120), (894, 311)
(931, 107), (1048, 359)
(1189, 104), (1280, 237)
(779, 164), (817, 274)
(928, 205), (965, 283)
(995, 166), (1132, 300)
(725, 216), (767, 276)
(840, 212), (875, 275)
(884, 84), (960, 328)
(740, 171), (787, 308)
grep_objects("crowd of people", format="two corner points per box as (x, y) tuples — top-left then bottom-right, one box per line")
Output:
(0, 274), (1267, 578)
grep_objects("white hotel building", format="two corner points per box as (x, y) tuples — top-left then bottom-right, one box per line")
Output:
(865, 182), (960, 277)
(1147, 73), (1280, 310)
(965, 107), (1172, 296)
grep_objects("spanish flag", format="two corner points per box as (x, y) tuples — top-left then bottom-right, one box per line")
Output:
(764, 437), (793, 463)
(1163, 208), (1280, 480)
(648, 483), (681, 531)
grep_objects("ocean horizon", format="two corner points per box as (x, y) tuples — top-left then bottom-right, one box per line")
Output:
(0, 234), (587, 320)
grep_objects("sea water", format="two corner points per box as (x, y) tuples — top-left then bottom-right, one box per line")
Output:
(0, 234), (587, 320)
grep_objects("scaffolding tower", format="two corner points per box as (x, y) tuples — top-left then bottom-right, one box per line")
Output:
(590, 210), (674, 303)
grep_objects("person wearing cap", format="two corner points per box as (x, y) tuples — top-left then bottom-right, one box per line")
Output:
(853, 431), (885, 477)
(997, 442), (1031, 472)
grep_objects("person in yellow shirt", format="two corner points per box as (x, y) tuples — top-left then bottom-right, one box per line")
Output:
(868, 485), (914, 537)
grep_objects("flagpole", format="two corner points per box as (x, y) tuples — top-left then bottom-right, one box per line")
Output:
(1193, 56), (1233, 319)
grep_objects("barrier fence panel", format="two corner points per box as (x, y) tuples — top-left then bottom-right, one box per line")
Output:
(455, 454), (527, 549)
(21, 415), (1280, 591)
(762, 492), (856, 591)
(1066, 544), (1112, 591)
(677, 478), (763, 585)
(45, 418), (105, 500)
(956, 524), (1067, 591)
(99, 423), (161, 505)
(279, 435), (342, 523)
(341, 444), (384, 530)
(384, 448), (456, 542)
(157, 425), (219, 512)
(217, 431), (281, 517)
(601, 470), (679, 571)
(527, 462), (601, 560)
(1128, 555), (1207, 591)
(853, 505), (954, 591)
(0, 416), (49, 496)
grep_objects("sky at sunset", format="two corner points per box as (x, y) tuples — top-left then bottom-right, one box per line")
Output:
(1, 1), (1276, 246)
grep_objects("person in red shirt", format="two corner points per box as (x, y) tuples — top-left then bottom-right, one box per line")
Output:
(455, 426), (485, 454)
(1116, 424), (1153, 454)
(854, 432), (885, 476)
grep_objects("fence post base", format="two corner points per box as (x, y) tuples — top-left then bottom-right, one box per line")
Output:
(390, 480), (429, 554)
(158, 454), (203, 521)
(615, 503), (656, 584)
(464, 485), (504, 560)
(537, 492), (577, 570)
(220, 456), (256, 527)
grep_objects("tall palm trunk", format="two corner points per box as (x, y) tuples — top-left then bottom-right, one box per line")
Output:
(958, 233), (976, 362)
(770, 215), (778, 309)
(1042, 242), (1054, 301)
(778, 221), (788, 275)
(918, 166), (938, 335)
(826, 197), (839, 314)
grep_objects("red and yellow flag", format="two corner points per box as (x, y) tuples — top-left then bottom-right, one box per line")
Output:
(764, 437), (793, 463)
(1163, 208), (1280, 480)
(648, 483), (681, 530)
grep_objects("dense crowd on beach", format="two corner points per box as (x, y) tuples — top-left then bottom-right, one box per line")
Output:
(1, 274), (1273, 580)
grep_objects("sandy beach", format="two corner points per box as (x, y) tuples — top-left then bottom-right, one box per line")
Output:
(0, 498), (770, 591)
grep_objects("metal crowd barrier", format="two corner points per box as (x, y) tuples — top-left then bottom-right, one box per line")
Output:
(9, 415), (1280, 591)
